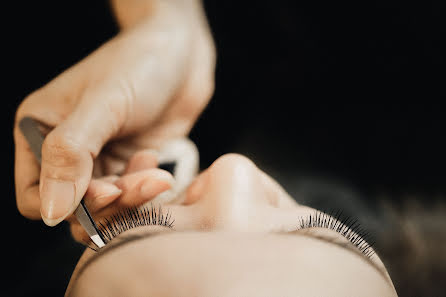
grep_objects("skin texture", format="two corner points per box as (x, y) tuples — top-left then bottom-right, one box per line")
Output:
(65, 153), (399, 297)
(13, 0), (214, 228)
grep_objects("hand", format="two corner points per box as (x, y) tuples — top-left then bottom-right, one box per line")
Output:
(14, 0), (215, 227)
(69, 137), (199, 245)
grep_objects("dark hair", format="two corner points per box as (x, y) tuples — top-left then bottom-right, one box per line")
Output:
(375, 198), (446, 297)
(285, 177), (446, 297)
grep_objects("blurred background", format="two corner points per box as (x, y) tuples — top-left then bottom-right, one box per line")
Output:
(4, 1), (445, 296)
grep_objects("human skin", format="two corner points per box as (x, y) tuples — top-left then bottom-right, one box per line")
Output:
(13, 0), (214, 228)
(65, 154), (398, 297)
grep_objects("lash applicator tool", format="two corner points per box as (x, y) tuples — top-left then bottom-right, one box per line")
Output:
(19, 116), (106, 249)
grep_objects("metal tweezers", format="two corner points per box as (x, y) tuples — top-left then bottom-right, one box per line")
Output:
(19, 117), (106, 249)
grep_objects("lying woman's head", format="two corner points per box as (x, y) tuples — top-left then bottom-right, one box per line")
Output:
(66, 154), (398, 297)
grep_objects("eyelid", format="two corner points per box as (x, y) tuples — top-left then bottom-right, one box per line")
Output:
(297, 210), (375, 259)
(296, 228), (371, 255)
(97, 226), (173, 253)
(97, 204), (175, 245)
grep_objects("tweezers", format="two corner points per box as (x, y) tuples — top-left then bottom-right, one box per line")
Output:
(19, 117), (106, 249)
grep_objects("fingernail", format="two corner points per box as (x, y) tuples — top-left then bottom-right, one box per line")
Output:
(40, 178), (75, 225)
(140, 178), (173, 198)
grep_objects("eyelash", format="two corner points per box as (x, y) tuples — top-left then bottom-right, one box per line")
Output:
(90, 206), (373, 259)
(297, 210), (375, 258)
(97, 204), (175, 245)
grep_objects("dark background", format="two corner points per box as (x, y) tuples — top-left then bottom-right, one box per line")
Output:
(4, 0), (445, 296)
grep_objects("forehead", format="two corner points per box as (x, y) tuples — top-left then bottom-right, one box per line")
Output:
(70, 232), (395, 297)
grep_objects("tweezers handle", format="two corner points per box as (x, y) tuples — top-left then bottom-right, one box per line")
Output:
(19, 117), (105, 248)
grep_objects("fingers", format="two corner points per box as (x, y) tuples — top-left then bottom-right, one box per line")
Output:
(14, 2), (211, 226)
(83, 168), (173, 213)
(114, 169), (174, 207)
(83, 179), (122, 212)
(70, 168), (174, 244)
(123, 149), (158, 174)
(14, 82), (126, 225)
(38, 94), (124, 226)
(14, 91), (70, 220)
(82, 149), (169, 213)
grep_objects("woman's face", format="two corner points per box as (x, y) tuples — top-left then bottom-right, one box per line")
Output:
(66, 154), (398, 297)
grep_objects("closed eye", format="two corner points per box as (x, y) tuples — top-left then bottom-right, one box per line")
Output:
(296, 210), (375, 258)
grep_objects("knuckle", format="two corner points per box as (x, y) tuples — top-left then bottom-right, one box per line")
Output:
(16, 198), (38, 219)
(197, 77), (215, 106)
(179, 77), (215, 120)
(16, 201), (31, 218)
(42, 132), (82, 168)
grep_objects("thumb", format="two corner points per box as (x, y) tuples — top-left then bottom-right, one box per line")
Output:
(39, 97), (122, 226)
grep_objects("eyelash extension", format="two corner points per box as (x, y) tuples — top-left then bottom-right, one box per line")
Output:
(297, 210), (375, 258)
(96, 204), (175, 245)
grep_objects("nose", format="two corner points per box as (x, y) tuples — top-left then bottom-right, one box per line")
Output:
(185, 154), (276, 231)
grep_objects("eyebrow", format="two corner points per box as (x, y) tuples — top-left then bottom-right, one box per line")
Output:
(75, 230), (389, 284)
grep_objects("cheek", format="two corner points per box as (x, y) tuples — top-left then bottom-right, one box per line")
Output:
(66, 248), (97, 294)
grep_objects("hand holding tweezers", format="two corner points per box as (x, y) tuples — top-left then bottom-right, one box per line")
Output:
(19, 116), (106, 249)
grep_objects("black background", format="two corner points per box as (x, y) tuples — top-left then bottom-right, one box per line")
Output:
(4, 0), (446, 296)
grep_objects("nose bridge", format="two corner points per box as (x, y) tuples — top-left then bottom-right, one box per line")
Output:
(201, 154), (267, 230)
